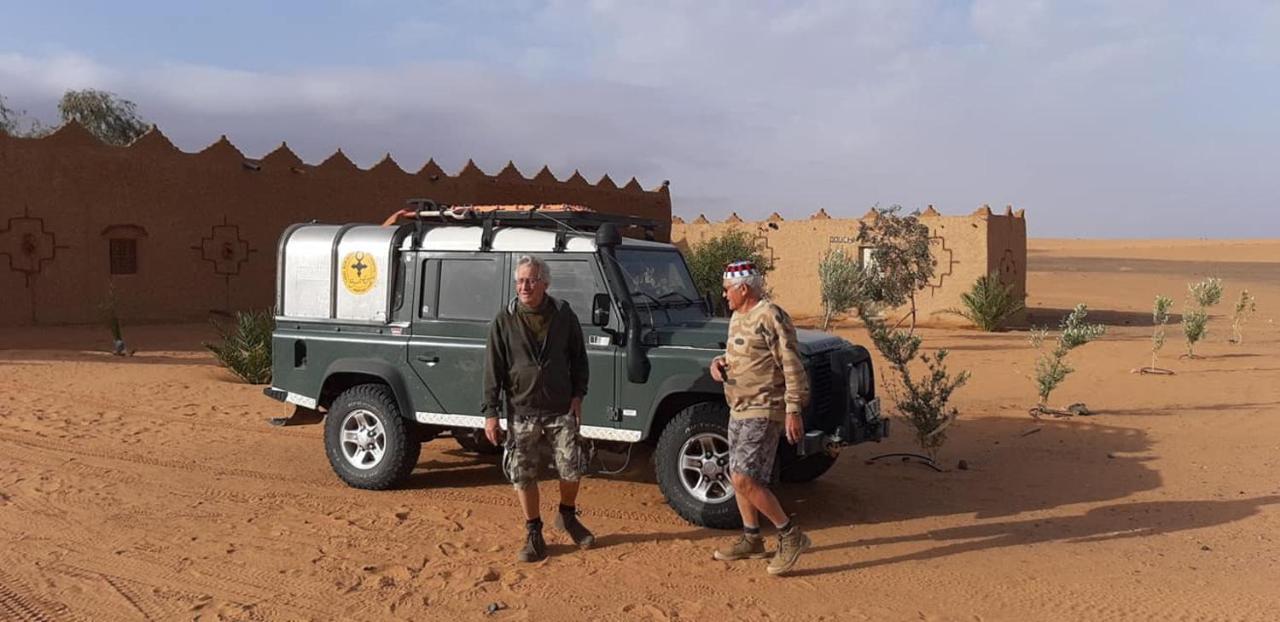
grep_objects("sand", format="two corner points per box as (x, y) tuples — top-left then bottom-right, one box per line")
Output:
(2, 239), (1278, 621)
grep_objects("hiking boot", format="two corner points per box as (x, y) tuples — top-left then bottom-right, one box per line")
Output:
(767, 528), (811, 576)
(712, 534), (767, 561)
(517, 527), (547, 562)
(554, 510), (596, 549)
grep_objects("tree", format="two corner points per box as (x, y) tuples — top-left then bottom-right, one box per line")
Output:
(855, 205), (935, 332)
(684, 228), (773, 314)
(1181, 277), (1223, 358)
(1, 89), (148, 143)
(57, 89), (149, 145)
(1134, 295), (1175, 375)
(0, 93), (49, 137)
(1229, 289), (1257, 344)
(818, 248), (871, 330)
(865, 314), (969, 461)
(1029, 304), (1105, 417)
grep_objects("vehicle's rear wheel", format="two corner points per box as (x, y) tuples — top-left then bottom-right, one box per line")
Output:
(453, 427), (502, 455)
(324, 384), (421, 490)
(654, 402), (742, 530)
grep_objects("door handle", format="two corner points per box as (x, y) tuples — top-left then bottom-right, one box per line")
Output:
(416, 355), (440, 366)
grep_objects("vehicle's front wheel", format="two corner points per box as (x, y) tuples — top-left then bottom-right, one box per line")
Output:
(654, 402), (742, 530)
(324, 384), (421, 490)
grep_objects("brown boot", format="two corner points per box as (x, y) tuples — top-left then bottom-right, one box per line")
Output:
(767, 527), (811, 576)
(517, 523), (547, 562)
(554, 508), (596, 549)
(712, 533), (767, 561)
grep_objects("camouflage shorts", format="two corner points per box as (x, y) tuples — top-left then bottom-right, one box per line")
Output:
(728, 417), (783, 485)
(503, 414), (586, 489)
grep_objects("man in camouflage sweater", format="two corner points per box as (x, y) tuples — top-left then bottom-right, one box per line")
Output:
(709, 260), (812, 576)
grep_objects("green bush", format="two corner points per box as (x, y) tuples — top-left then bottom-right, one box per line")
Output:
(943, 271), (1024, 331)
(865, 316), (970, 460)
(1029, 304), (1105, 414)
(1230, 289), (1257, 344)
(205, 309), (274, 384)
(1182, 277), (1223, 357)
(684, 228), (773, 314)
(819, 248), (872, 330)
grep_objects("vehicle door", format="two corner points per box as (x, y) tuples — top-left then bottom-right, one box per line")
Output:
(407, 252), (508, 425)
(528, 253), (620, 437)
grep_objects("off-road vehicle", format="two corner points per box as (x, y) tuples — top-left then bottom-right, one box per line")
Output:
(264, 202), (885, 528)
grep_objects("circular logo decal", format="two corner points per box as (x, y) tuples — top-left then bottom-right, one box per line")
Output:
(341, 251), (377, 294)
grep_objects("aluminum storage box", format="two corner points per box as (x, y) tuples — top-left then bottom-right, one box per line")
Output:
(277, 224), (399, 322)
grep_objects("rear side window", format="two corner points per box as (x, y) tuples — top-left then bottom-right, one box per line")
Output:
(438, 257), (502, 321)
(540, 257), (600, 323)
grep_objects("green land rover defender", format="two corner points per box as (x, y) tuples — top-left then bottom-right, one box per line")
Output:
(264, 204), (886, 528)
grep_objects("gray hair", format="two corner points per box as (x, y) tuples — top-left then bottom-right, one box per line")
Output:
(514, 255), (552, 285)
(724, 272), (764, 296)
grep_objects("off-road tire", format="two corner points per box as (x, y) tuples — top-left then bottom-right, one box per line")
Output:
(654, 402), (742, 530)
(325, 384), (421, 490)
(454, 428), (502, 455)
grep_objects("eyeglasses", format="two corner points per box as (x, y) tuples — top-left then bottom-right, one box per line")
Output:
(515, 278), (543, 286)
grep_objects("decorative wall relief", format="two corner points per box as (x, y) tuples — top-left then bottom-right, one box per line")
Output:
(192, 217), (256, 276)
(927, 235), (958, 294)
(0, 209), (69, 286)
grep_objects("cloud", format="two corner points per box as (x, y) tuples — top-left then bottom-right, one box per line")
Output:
(1, 1), (1278, 237)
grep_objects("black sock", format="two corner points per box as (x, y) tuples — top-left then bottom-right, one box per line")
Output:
(526, 517), (543, 531)
(558, 504), (576, 515)
(778, 520), (795, 535)
(743, 525), (761, 537)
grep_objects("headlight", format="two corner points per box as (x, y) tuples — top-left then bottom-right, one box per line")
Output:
(847, 364), (860, 398)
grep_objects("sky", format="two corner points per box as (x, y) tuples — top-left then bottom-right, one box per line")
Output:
(1, 0), (1277, 238)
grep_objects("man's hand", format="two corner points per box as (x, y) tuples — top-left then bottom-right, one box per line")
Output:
(784, 412), (803, 445)
(569, 396), (583, 423)
(484, 417), (501, 446)
(709, 356), (727, 383)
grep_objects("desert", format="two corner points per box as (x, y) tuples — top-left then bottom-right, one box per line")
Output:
(2, 238), (1277, 621)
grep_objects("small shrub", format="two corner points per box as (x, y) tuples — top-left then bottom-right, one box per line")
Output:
(684, 228), (773, 314)
(205, 309), (274, 384)
(1136, 295), (1174, 374)
(866, 316), (970, 461)
(1229, 289), (1257, 344)
(818, 248), (870, 330)
(1182, 277), (1223, 358)
(99, 282), (129, 356)
(1029, 304), (1105, 416)
(942, 271), (1024, 331)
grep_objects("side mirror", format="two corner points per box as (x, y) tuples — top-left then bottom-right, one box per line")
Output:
(702, 292), (716, 315)
(591, 293), (611, 327)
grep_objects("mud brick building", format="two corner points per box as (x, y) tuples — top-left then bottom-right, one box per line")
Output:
(0, 123), (671, 325)
(672, 206), (1028, 326)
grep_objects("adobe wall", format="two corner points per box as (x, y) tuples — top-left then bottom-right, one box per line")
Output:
(0, 123), (671, 326)
(671, 206), (1027, 327)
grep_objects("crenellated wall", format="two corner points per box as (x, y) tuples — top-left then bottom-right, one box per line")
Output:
(671, 205), (1027, 327)
(0, 123), (671, 325)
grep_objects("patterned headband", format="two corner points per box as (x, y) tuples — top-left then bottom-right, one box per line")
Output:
(723, 260), (759, 280)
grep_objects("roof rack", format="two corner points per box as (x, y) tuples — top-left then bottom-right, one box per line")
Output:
(404, 199), (659, 251)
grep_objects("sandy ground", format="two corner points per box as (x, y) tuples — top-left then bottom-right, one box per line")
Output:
(2, 239), (1279, 621)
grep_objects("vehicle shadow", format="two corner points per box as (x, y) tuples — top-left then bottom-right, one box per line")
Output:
(787, 495), (1280, 578)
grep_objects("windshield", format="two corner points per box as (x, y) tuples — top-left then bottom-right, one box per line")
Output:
(616, 248), (703, 308)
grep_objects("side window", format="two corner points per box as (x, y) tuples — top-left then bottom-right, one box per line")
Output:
(438, 257), (502, 321)
(541, 257), (600, 323)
